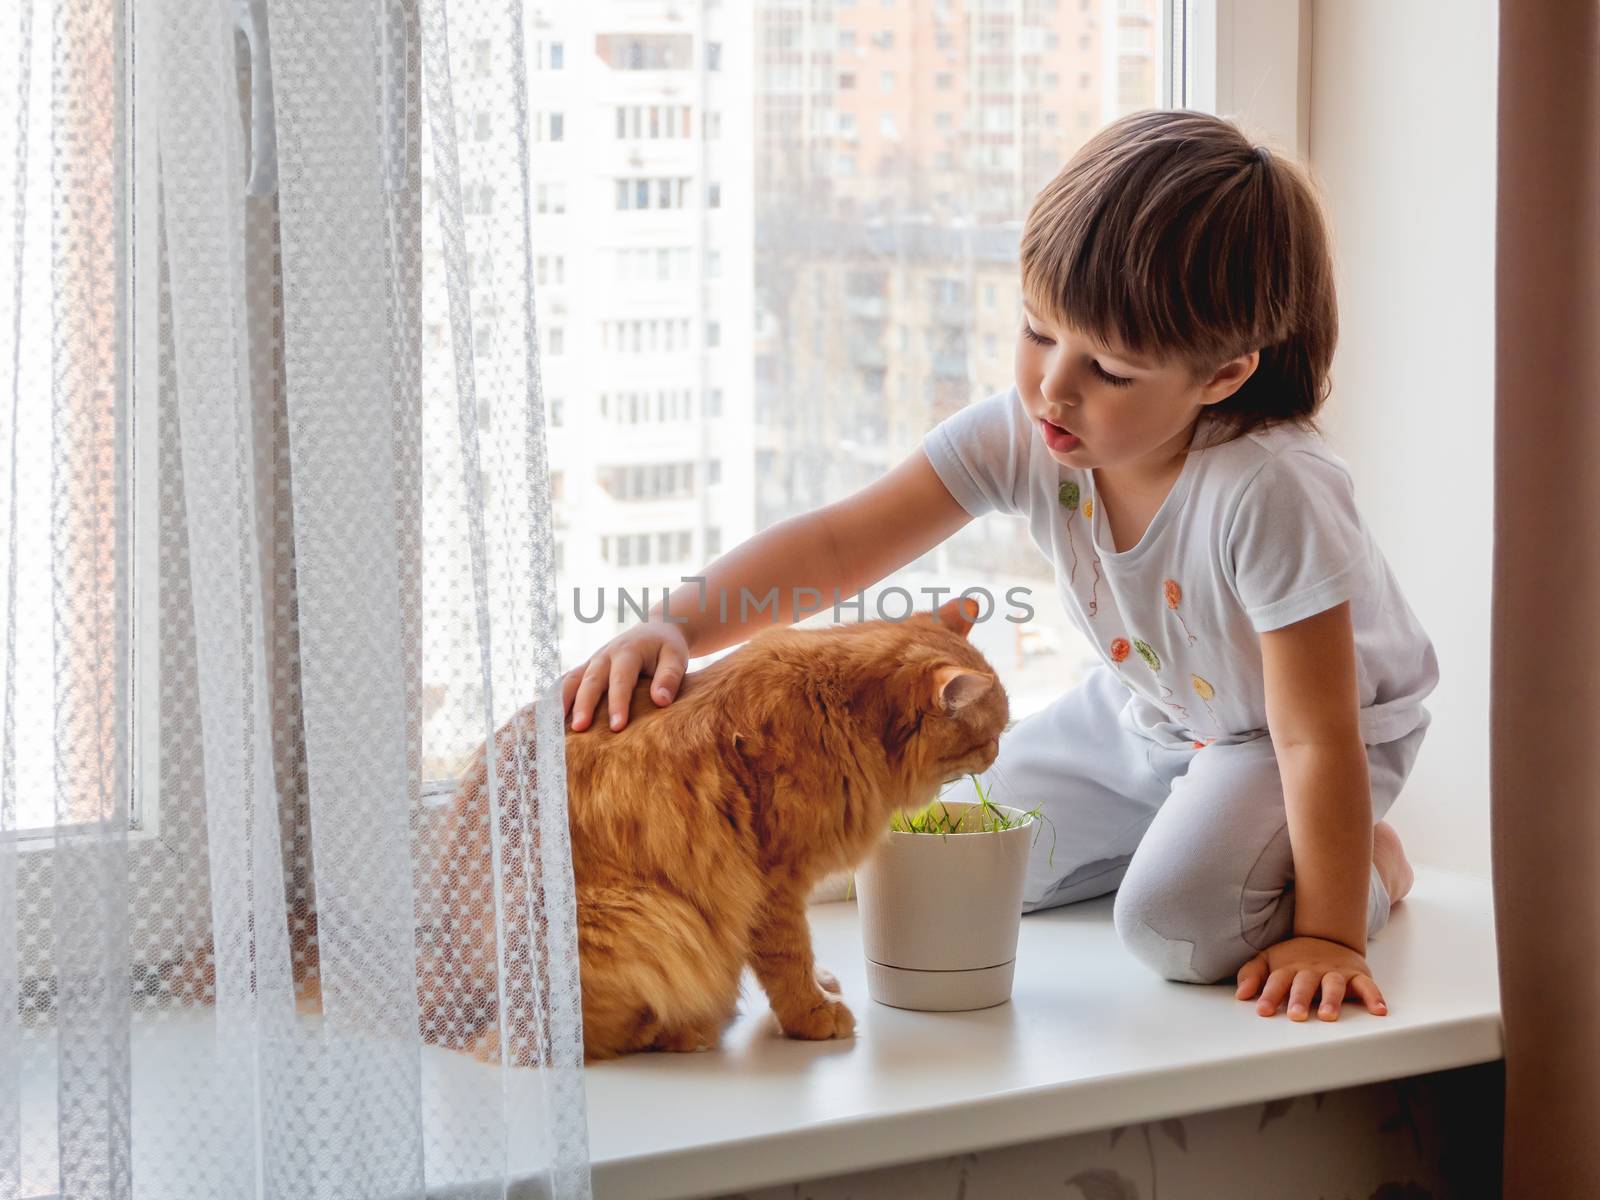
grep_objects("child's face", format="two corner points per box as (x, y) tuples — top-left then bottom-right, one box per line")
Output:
(1014, 303), (1258, 475)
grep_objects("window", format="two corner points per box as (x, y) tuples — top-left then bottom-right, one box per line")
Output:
(615, 177), (690, 210)
(515, 2), (1177, 718)
(550, 40), (564, 69)
(597, 463), (697, 502)
(550, 112), (564, 142)
(596, 33), (694, 71)
(549, 327), (565, 356)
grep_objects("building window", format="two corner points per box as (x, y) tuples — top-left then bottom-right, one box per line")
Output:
(550, 40), (564, 69)
(550, 112), (564, 141)
(549, 327), (564, 356)
(706, 321), (721, 348)
(880, 70), (894, 92)
(839, 71), (856, 89)
(596, 33), (694, 71)
(706, 528), (722, 556)
(707, 182), (722, 208)
(705, 42), (723, 71)
(615, 177), (689, 211)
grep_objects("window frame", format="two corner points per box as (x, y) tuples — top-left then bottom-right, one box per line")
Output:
(11, 0), (166, 856)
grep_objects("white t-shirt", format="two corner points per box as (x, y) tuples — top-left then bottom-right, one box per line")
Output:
(922, 387), (1438, 747)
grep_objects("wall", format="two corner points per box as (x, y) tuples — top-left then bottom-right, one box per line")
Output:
(719, 1063), (1503, 1200)
(1307, 1), (1498, 878)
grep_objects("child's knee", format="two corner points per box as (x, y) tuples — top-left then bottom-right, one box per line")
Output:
(1112, 874), (1252, 985)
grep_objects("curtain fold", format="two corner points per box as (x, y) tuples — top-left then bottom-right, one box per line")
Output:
(0, 0), (589, 1195)
(1491, 1), (1600, 1194)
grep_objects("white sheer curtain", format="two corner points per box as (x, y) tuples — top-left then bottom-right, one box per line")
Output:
(1, 0), (590, 1195)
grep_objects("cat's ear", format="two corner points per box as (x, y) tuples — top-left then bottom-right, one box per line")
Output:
(932, 665), (993, 713)
(933, 596), (979, 638)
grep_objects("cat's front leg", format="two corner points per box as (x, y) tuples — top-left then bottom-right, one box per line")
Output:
(749, 887), (855, 1041)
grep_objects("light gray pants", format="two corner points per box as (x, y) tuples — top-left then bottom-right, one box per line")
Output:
(979, 665), (1430, 984)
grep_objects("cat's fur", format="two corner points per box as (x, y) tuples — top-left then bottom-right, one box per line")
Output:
(428, 598), (1009, 1061)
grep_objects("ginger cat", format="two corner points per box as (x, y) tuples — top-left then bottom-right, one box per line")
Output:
(431, 597), (1009, 1061)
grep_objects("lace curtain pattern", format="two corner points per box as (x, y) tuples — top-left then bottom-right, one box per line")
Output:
(0, 0), (589, 1196)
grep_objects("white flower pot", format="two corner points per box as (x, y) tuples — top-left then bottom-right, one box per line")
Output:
(855, 802), (1035, 1012)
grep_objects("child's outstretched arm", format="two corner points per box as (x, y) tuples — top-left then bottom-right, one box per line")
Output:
(563, 446), (973, 732)
(1235, 600), (1388, 1022)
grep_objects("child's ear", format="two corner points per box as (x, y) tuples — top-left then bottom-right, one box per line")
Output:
(1201, 349), (1261, 405)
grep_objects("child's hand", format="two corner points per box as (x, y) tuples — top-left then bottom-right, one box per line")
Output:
(1234, 936), (1388, 1022)
(562, 621), (691, 733)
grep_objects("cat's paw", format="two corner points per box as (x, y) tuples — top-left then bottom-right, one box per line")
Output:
(814, 965), (842, 995)
(780, 994), (856, 1041)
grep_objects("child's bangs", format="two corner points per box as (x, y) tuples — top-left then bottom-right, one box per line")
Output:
(1020, 203), (1241, 372)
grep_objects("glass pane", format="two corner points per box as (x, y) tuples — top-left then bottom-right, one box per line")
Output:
(422, 0), (1170, 780)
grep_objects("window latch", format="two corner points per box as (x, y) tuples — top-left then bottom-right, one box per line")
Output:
(228, 0), (277, 196)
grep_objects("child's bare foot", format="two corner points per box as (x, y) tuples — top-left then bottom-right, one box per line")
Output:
(1373, 821), (1414, 905)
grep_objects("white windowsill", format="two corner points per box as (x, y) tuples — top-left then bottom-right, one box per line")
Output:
(13, 869), (1498, 1200)
(584, 866), (1501, 1200)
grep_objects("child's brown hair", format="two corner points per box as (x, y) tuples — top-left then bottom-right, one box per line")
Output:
(1020, 109), (1338, 446)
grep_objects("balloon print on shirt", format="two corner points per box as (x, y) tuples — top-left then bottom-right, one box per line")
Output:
(1057, 479), (1104, 616)
(1129, 637), (1192, 725)
(1057, 481), (1083, 584)
(1163, 578), (1197, 646)
(1190, 674), (1221, 748)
